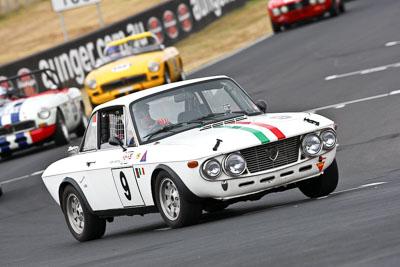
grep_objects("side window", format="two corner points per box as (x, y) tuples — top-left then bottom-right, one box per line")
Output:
(126, 115), (137, 147)
(99, 108), (125, 149)
(81, 113), (98, 152)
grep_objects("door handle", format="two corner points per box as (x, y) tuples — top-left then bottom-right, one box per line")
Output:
(86, 161), (96, 167)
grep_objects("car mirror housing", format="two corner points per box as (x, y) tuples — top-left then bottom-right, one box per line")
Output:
(109, 136), (127, 151)
(256, 100), (267, 113)
(67, 146), (79, 157)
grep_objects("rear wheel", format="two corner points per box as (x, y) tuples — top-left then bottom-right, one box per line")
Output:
(62, 185), (106, 242)
(54, 110), (70, 146)
(75, 114), (88, 137)
(298, 159), (339, 198)
(155, 171), (202, 228)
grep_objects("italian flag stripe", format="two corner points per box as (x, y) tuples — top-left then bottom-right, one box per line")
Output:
(235, 122), (286, 139)
(222, 125), (270, 144)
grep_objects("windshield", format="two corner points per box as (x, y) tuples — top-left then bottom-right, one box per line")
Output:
(101, 36), (163, 66)
(130, 78), (262, 144)
(0, 69), (61, 100)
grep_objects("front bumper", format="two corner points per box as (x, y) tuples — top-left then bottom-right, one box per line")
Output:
(0, 124), (56, 153)
(184, 147), (336, 200)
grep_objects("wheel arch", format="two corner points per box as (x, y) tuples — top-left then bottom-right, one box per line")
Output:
(151, 164), (201, 204)
(58, 177), (94, 214)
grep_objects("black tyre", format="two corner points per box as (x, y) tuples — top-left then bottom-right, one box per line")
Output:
(75, 114), (88, 137)
(203, 202), (229, 213)
(178, 70), (186, 81)
(164, 68), (171, 84)
(298, 159), (339, 198)
(54, 110), (70, 146)
(155, 171), (202, 228)
(329, 0), (340, 17)
(62, 185), (106, 242)
(271, 19), (282, 33)
(339, 0), (346, 13)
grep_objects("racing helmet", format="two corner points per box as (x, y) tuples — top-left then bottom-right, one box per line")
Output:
(106, 45), (120, 56)
(0, 86), (7, 100)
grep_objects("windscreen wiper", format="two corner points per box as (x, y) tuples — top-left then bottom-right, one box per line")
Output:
(143, 122), (184, 140)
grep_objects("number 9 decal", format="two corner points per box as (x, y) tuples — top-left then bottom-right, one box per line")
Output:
(120, 171), (132, 200)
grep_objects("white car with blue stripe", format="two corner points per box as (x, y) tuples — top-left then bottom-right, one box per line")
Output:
(0, 69), (87, 158)
(42, 76), (339, 242)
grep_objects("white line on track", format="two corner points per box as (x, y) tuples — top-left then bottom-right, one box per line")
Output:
(325, 62), (400, 81)
(385, 41), (400, 47)
(0, 170), (45, 185)
(306, 89), (400, 113)
(325, 182), (387, 197)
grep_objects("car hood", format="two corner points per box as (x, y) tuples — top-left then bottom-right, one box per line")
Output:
(87, 51), (164, 82)
(0, 94), (60, 124)
(268, 0), (298, 8)
(145, 112), (335, 162)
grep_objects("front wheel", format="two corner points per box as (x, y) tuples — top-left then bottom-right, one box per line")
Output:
(155, 171), (202, 228)
(298, 159), (339, 198)
(164, 68), (171, 84)
(329, 0), (340, 17)
(271, 19), (282, 33)
(339, 0), (346, 13)
(62, 185), (106, 242)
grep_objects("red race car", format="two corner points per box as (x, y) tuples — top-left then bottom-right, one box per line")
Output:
(268, 0), (346, 33)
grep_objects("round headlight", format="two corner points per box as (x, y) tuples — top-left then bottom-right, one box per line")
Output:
(148, 61), (160, 72)
(202, 159), (222, 179)
(224, 153), (246, 176)
(280, 6), (289, 13)
(302, 133), (322, 157)
(272, 7), (281, 16)
(85, 78), (97, 89)
(321, 129), (337, 149)
(318, 0), (326, 3)
(38, 107), (50, 119)
(310, 0), (317, 5)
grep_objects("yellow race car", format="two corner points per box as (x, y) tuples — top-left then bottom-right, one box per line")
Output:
(84, 32), (185, 107)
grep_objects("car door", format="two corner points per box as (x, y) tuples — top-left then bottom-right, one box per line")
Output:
(95, 106), (145, 208)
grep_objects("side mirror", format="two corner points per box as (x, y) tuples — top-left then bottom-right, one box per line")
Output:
(255, 100), (267, 113)
(109, 136), (127, 151)
(67, 146), (79, 157)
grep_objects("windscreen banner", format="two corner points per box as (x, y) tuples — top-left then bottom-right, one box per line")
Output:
(0, 0), (248, 90)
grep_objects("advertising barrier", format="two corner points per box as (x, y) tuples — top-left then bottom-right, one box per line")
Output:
(0, 0), (248, 90)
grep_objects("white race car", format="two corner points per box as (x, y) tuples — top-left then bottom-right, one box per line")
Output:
(42, 76), (339, 242)
(0, 69), (87, 158)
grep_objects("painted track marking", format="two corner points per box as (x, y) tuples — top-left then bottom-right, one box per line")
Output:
(325, 62), (400, 81)
(0, 170), (44, 185)
(307, 89), (400, 113)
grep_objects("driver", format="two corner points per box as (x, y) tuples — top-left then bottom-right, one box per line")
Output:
(134, 102), (168, 137)
(106, 45), (120, 58)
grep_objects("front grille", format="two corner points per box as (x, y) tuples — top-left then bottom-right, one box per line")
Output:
(285, 0), (311, 11)
(0, 120), (36, 136)
(240, 136), (300, 174)
(101, 74), (147, 92)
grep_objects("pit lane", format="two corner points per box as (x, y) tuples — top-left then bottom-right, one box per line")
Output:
(1, 0), (400, 265)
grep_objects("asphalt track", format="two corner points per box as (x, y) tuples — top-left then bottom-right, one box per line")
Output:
(1, 0), (400, 266)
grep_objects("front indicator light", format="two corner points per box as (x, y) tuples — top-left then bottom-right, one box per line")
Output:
(187, 161), (198, 168)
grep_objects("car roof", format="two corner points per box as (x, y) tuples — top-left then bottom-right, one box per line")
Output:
(92, 75), (229, 113)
